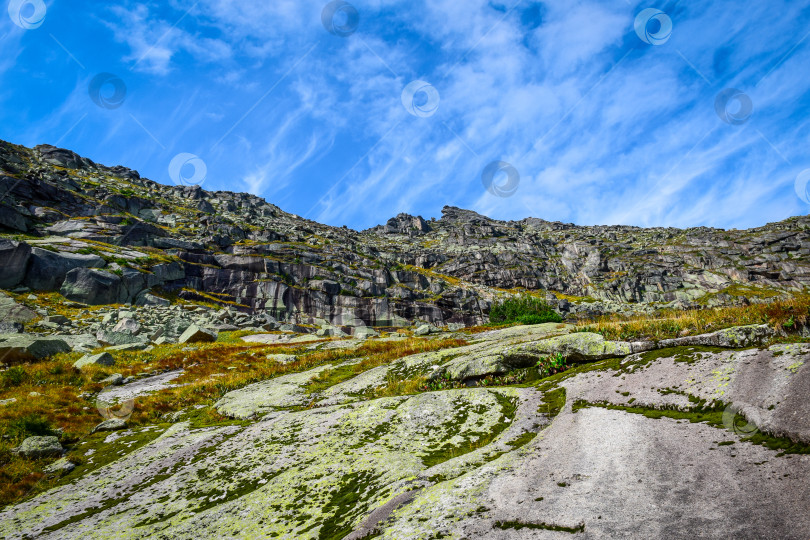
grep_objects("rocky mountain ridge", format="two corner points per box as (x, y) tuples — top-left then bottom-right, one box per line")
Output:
(1, 139), (809, 328)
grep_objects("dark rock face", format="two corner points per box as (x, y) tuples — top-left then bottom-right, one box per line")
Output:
(0, 239), (31, 288)
(1, 139), (809, 325)
(25, 248), (106, 291)
(61, 268), (124, 305)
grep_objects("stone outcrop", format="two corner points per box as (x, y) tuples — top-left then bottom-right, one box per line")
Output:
(1, 324), (808, 538)
(1, 140), (809, 327)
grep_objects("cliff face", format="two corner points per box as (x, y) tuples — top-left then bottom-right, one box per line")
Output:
(1, 139), (809, 326)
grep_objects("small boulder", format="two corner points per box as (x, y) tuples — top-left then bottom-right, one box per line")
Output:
(44, 315), (70, 325)
(96, 330), (146, 347)
(414, 324), (432, 336)
(73, 352), (115, 369)
(353, 327), (379, 339)
(91, 418), (127, 433)
(0, 322), (24, 334)
(178, 324), (217, 344)
(266, 354), (297, 365)
(113, 318), (141, 334)
(99, 373), (124, 386)
(14, 436), (62, 458)
(43, 457), (76, 475)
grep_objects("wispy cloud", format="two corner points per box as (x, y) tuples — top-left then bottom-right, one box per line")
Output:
(1, 0), (809, 230)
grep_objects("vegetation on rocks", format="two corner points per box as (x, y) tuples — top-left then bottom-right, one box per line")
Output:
(576, 293), (810, 341)
(488, 296), (563, 325)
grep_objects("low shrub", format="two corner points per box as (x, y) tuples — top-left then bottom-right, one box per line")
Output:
(0, 368), (27, 388)
(6, 414), (55, 442)
(489, 296), (563, 325)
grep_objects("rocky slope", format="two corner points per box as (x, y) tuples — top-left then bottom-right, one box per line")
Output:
(1, 139), (809, 329)
(1, 324), (808, 538)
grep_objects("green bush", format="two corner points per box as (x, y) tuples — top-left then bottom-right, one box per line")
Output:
(1, 367), (27, 388)
(7, 413), (55, 442)
(489, 296), (563, 325)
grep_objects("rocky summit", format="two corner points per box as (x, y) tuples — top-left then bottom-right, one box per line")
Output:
(0, 140), (809, 539)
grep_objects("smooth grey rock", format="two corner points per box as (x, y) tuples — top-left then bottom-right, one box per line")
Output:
(96, 330), (145, 347)
(0, 204), (29, 231)
(135, 291), (171, 307)
(353, 327), (380, 339)
(0, 240), (31, 288)
(73, 352), (115, 369)
(113, 318), (140, 334)
(44, 315), (70, 325)
(61, 268), (123, 305)
(414, 324), (432, 336)
(24, 248), (106, 291)
(0, 336), (71, 364)
(178, 324), (217, 344)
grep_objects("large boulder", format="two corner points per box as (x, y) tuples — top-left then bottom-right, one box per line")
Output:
(0, 204), (29, 232)
(13, 436), (62, 458)
(0, 336), (71, 364)
(60, 268), (123, 305)
(24, 248), (106, 291)
(0, 240), (31, 288)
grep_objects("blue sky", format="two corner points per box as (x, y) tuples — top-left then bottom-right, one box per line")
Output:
(1, 0), (810, 230)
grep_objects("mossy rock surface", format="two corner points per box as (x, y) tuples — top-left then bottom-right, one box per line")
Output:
(2, 326), (810, 539)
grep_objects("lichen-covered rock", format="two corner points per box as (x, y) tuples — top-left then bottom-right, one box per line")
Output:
(91, 418), (128, 433)
(1, 388), (529, 539)
(215, 364), (334, 418)
(658, 324), (774, 349)
(43, 457), (76, 475)
(14, 436), (62, 458)
(265, 354), (297, 364)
